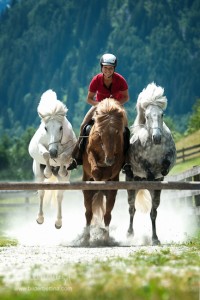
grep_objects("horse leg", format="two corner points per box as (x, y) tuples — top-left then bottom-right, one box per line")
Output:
(83, 190), (96, 241)
(43, 152), (52, 178)
(126, 174), (136, 236)
(54, 173), (70, 229)
(127, 189), (136, 236)
(54, 190), (63, 229)
(36, 190), (45, 224)
(58, 153), (68, 177)
(33, 161), (45, 224)
(103, 190), (117, 240)
(150, 189), (161, 245)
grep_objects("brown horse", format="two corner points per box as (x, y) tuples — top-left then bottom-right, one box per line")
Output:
(82, 98), (127, 242)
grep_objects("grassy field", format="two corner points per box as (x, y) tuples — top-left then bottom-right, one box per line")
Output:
(169, 129), (200, 175)
(0, 234), (199, 300)
(175, 129), (200, 150)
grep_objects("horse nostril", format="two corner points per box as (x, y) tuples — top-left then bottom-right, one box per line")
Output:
(105, 157), (115, 166)
(49, 148), (58, 158)
(153, 135), (161, 144)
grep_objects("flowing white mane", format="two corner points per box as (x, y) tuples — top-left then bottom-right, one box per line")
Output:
(137, 82), (167, 112)
(37, 89), (68, 122)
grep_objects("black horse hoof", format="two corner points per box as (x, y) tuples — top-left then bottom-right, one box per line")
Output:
(152, 239), (161, 246)
(127, 229), (134, 237)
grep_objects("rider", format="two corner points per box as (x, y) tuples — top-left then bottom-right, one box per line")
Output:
(67, 53), (132, 175)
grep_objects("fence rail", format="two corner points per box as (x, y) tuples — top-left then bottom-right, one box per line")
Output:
(0, 166), (199, 213)
(0, 180), (199, 191)
(176, 143), (200, 162)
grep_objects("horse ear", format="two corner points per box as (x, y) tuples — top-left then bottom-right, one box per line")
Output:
(38, 112), (44, 119)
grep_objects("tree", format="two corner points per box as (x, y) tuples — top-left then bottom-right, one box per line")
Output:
(187, 99), (200, 134)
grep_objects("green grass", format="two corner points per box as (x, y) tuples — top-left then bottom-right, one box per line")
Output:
(0, 236), (18, 247)
(0, 247), (199, 299)
(169, 156), (200, 175)
(0, 232), (199, 300)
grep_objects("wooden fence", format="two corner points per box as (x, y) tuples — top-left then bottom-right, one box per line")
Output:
(176, 143), (200, 163)
(0, 165), (200, 213)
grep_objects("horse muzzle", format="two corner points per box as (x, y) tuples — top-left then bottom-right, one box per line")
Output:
(105, 157), (115, 166)
(49, 148), (58, 158)
(152, 128), (162, 145)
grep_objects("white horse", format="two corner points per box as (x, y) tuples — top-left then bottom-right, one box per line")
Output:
(28, 90), (77, 228)
(127, 82), (176, 245)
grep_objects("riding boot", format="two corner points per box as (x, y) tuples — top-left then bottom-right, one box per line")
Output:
(67, 142), (83, 170)
(121, 127), (133, 177)
(122, 163), (133, 177)
(67, 119), (94, 171)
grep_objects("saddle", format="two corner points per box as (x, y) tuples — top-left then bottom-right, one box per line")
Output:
(79, 119), (130, 155)
(79, 118), (95, 152)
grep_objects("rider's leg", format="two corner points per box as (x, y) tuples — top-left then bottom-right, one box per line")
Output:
(67, 106), (97, 170)
(122, 127), (133, 177)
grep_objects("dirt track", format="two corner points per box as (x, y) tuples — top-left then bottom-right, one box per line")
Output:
(0, 190), (198, 287)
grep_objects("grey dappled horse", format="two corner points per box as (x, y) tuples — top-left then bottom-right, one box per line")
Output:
(127, 82), (176, 245)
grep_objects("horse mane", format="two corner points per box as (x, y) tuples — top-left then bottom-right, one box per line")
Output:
(37, 89), (68, 122)
(94, 98), (127, 131)
(134, 82), (167, 125)
(137, 82), (167, 111)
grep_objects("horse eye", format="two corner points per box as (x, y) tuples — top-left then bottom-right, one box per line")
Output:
(60, 126), (63, 131)
(44, 126), (47, 131)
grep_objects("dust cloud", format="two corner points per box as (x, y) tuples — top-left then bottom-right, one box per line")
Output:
(4, 189), (198, 247)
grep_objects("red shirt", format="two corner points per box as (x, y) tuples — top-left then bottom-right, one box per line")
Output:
(89, 72), (128, 102)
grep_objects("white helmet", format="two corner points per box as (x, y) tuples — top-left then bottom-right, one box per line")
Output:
(100, 53), (117, 67)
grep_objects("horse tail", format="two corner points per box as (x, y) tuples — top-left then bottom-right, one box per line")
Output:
(91, 192), (106, 226)
(43, 175), (58, 207)
(135, 189), (152, 213)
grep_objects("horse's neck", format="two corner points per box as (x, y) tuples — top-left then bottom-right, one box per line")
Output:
(134, 112), (145, 127)
(61, 118), (75, 144)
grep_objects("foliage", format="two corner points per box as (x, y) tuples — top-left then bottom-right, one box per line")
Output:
(187, 99), (200, 134)
(0, 127), (35, 180)
(0, 0), (199, 133)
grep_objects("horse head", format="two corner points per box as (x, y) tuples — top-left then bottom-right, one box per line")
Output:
(136, 82), (167, 145)
(37, 90), (67, 159)
(145, 104), (164, 144)
(93, 98), (126, 167)
(43, 118), (64, 158)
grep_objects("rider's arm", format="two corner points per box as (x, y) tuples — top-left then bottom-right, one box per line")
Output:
(87, 91), (99, 106)
(118, 89), (129, 105)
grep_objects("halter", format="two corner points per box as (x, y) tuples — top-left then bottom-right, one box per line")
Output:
(48, 138), (77, 156)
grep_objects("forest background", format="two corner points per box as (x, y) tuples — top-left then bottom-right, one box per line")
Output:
(0, 0), (200, 180)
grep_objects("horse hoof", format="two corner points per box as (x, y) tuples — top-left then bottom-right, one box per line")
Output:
(127, 231), (134, 238)
(58, 170), (68, 178)
(101, 227), (109, 241)
(55, 224), (62, 229)
(44, 171), (52, 178)
(127, 227), (134, 237)
(55, 220), (62, 229)
(152, 239), (161, 246)
(36, 216), (44, 224)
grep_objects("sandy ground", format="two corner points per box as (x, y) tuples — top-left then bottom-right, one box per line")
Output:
(0, 189), (198, 287)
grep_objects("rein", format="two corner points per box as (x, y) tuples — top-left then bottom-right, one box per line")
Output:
(48, 138), (77, 156)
